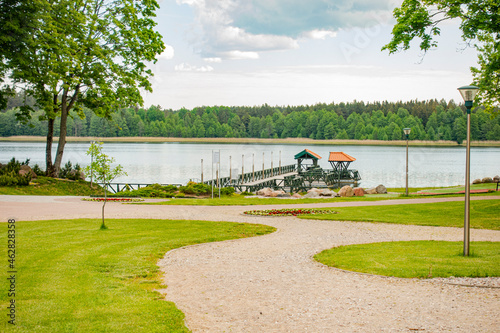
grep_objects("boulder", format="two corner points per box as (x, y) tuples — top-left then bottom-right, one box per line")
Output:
(365, 187), (377, 194)
(277, 192), (291, 198)
(256, 187), (273, 197)
(292, 193), (302, 199)
(494, 175), (500, 182)
(472, 178), (482, 184)
(269, 191), (278, 197)
(353, 188), (365, 197)
(304, 191), (320, 198)
(307, 188), (322, 194)
(319, 189), (336, 197)
(338, 185), (354, 197)
(19, 165), (37, 178)
(482, 177), (493, 183)
(375, 184), (387, 194)
(69, 169), (86, 181)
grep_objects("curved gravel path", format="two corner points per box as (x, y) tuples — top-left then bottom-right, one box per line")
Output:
(1, 195), (499, 332)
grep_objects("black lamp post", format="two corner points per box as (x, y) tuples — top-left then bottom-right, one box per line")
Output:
(403, 128), (411, 196)
(457, 85), (479, 256)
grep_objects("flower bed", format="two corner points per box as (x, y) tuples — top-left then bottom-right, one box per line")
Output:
(243, 208), (335, 216)
(82, 197), (144, 202)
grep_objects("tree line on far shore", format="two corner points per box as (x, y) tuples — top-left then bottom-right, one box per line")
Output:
(1, 98), (500, 143)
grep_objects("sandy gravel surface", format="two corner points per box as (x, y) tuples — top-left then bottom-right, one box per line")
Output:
(1, 195), (499, 332)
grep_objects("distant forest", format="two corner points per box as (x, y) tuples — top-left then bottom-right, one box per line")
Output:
(1, 94), (500, 143)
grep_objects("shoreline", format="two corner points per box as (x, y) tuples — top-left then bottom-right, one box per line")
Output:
(2, 135), (500, 147)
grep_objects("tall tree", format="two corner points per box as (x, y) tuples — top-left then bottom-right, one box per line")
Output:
(3, 0), (164, 176)
(382, 0), (500, 114)
(0, 0), (39, 109)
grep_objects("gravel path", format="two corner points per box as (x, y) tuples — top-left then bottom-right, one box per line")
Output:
(1, 195), (499, 332)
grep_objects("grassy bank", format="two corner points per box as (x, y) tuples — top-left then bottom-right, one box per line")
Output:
(0, 176), (104, 196)
(2, 135), (500, 147)
(0, 218), (275, 332)
(315, 241), (500, 278)
(301, 199), (500, 230)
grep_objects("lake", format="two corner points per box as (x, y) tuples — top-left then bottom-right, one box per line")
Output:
(1, 141), (499, 188)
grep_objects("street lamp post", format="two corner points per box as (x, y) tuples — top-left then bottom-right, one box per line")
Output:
(457, 85), (479, 257)
(403, 128), (411, 196)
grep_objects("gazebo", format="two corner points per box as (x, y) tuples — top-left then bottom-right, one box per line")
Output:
(328, 152), (356, 173)
(328, 152), (359, 187)
(294, 149), (322, 173)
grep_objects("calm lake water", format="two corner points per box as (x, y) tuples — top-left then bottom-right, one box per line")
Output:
(1, 141), (499, 188)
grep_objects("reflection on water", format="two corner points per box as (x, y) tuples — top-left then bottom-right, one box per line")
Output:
(1, 141), (499, 188)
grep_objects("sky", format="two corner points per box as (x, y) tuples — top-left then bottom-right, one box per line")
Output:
(143, 0), (479, 110)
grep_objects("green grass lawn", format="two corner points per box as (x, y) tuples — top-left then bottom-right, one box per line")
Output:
(0, 219), (275, 332)
(301, 199), (500, 230)
(314, 241), (500, 278)
(0, 176), (104, 196)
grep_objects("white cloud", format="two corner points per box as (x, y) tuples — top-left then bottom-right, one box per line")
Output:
(222, 51), (260, 60)
(204, 57), (222, 63)
(174, 62), (214, 72)
(303, 30), (338, 40)
(176, 0), (388, 59)
(158, 45), (175, 60)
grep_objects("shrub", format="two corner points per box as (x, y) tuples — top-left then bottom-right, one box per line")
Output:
(179, 181), (212, 195)
(32, 164), (45, 176)
(0, 158), (32, 186)
(59, 161), (83, 180)
(117, 183), (178, 198)
(221, 186), (235, 196)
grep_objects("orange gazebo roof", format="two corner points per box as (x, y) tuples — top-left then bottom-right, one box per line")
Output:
(328, 152), (356, 162)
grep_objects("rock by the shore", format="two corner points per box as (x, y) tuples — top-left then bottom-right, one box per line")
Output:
(338, 185), (354, 197)
(304, 191), (320, 198)
(375, 184), (387, 194)
(292, 193), (302, 199)
(365, 188), (377, 194)
(277, 192), (291, 198)
(472, 178), (482, 184)
(482, 177), (493, 183)
(494, 175), (500, 182)
(19, 165), (37, 178)
(256, 187), (273, 197)
(319, 189), (337, 197)
(353, 188), (365, 197)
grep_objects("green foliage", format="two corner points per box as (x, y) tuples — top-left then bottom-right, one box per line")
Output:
(58, 161), (83, 180)
(3, 98), (500, 141)
(1, 0), (165, 175)
(0, 157), (31, 186)
(383, 0), (500, 114)
(121, 184), (178, 198)
(179, 181), (212, 195)
(84, 141), (127, 229)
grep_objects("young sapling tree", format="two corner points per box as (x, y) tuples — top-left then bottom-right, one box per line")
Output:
(85, 142), (127, 230)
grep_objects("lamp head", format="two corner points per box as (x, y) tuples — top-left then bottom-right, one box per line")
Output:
(457, 85), (479, 102)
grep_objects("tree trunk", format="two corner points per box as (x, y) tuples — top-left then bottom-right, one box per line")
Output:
(101, 172), (107, 230)
(53, 100), (69, 177)
(52, 86), (80, 176)
(45, 117), (56, 177)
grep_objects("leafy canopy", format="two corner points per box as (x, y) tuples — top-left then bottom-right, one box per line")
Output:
(85, 141), (127, 186)
(383, 0), (500, 114)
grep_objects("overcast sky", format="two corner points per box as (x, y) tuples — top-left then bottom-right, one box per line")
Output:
(143, 0), (478, 110)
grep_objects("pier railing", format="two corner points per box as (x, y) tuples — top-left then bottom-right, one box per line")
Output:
(203, 164), (296, 188)
(97, 182), (182, 194)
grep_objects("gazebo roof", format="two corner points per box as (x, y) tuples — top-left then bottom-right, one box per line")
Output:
(294, 149), (322, 160)
(328, 152), (356, 162)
